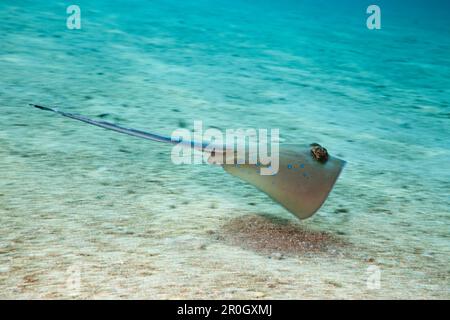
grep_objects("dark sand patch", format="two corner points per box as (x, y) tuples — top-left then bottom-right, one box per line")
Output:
(216, 214), (347, 257)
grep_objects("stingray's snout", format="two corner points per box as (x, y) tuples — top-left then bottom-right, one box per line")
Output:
(310, 143), (328, 163)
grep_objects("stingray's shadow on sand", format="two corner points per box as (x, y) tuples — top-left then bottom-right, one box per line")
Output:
(214, 213), (347, 258)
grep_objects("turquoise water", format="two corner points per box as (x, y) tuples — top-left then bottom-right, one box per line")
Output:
(0, 0), (449, 298)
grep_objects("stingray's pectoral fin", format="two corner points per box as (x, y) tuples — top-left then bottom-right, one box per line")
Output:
(222, 146), (345, 219)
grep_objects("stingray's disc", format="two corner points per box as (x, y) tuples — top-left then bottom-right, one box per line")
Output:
(221, 146), (346, 219)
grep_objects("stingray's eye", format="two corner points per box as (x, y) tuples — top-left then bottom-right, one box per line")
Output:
(310, 143), (328, 163)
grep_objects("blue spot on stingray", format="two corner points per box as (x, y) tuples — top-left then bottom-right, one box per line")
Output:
(300, 164), (305, 168)
(287, 164), (292, 169)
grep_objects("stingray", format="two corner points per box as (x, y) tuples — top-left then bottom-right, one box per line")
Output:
(31, 104), (345, 220)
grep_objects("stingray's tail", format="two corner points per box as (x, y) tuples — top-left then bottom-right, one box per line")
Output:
(31, 104), (179, 145)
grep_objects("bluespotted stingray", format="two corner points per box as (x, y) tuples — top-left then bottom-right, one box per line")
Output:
(32, 104), (345, 220)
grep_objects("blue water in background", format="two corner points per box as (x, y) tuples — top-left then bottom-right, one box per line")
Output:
(0, 0), (449, 298)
